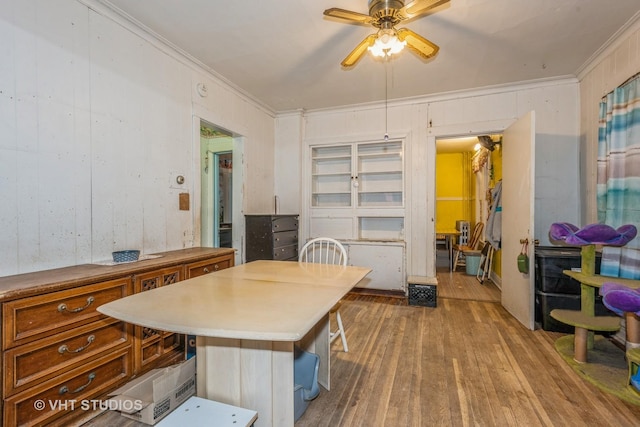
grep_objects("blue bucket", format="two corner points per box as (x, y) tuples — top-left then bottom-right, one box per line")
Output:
(465, 253), (481, 275)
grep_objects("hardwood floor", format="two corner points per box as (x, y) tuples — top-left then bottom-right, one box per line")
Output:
(85, 269), (640, 426)
(435, 265), (501, 302)
(297, 270), (640, 426)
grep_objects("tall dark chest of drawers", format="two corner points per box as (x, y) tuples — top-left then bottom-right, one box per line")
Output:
(245, 214), (299, 261)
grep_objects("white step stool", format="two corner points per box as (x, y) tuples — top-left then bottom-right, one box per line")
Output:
(156, 396), (257, 427)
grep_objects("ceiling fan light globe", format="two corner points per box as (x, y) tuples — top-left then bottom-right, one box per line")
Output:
(369, 31), (406, 57)
(388, 39), (406, 54)
(368, 43), (385, 57)
(378, 29), (395, 45)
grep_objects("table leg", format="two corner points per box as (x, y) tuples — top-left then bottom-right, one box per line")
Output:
(448, 236), (452, 271)
(297, 313), (331, 391)
(196, 337), (295, 427)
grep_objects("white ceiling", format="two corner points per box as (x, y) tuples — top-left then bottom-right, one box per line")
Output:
(99, 0), (640, 113)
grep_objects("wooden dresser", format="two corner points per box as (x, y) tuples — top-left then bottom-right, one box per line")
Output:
(245, 214), (299, 261)
(0, 247), (234, 427)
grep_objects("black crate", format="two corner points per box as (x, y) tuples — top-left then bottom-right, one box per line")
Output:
(535, 290), (613, 333)
(535, 246), (601, 295)
(408, 283), (437, 307)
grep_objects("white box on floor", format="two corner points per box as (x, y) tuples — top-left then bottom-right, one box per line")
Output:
(108, 357), (196, 425)
(156, 396), (258, 427)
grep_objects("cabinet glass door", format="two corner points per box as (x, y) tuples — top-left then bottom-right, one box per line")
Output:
(357, 141), (403, 207)
(311, 145), (352, 207)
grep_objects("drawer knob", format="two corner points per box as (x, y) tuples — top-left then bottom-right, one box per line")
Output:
(58, 296), (95, 313)
(59, 335), (95, 354)
(214, 264), (220, 270)
(59, 372), (96, 395)
(203, 267), (209, 273)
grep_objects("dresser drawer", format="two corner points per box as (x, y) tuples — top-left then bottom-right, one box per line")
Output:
(134, 266), (182, 293)
(185, 255), (233, 279)
(4, 318), (131, 397)
(2, 278), (132, 350)
(273, 230), (298, 249)
(272, 244), (298, 261)
(271, 216), (298, 232)
(4, 347), (131, 427)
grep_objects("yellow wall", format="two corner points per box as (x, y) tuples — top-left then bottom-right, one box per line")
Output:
(435, 153), (467, 231)
(490, 147), (502, 188)
(490, 147), (503, 276)
(436, 151), (478, 234)
(437, 146), (503, 278)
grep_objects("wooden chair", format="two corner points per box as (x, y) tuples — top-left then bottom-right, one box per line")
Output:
(299, 237), (349, 352)
(452, 222), (484, 272)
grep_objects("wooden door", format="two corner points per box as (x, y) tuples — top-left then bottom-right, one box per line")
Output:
(501, 111), (536, 330)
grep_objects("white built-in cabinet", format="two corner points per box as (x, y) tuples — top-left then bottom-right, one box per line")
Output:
(344, 241), (405, 291)
(307, 140), (405, 291)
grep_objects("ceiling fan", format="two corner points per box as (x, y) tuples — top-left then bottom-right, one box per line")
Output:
(324, 0), (449, 68)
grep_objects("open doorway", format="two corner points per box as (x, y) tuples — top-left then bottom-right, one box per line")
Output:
(216, 151), (233, 247)
(200, 123), (234, 249)
(434, 134), (503, 289)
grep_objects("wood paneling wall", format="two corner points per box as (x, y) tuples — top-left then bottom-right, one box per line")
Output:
(295, 81), (581, 280)
(0, 0), (275, 275)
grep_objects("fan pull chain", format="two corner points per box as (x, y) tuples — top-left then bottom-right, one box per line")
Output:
(384, 59), (389, 141)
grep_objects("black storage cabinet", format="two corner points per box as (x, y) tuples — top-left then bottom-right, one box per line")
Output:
(534, 246), (609, 333)
(245, 214), (299, 262)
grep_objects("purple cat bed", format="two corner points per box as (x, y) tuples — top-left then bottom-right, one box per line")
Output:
(600, 282), (640, 316)
(549, 223), (637, 246)
(600, 282), (640, 393)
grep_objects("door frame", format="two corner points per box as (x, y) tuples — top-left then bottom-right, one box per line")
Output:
(427, 119), (514, 279)
(192, 115), (245, 265)
(427, 115), (536, 330)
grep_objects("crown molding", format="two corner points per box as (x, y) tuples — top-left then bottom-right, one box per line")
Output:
(576, 11), (640, 81)
(78, 0), (276, 117)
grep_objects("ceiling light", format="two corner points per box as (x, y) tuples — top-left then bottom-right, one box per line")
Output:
(368, 29), (406, 58)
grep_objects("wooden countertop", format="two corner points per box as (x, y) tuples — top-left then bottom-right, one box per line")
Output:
(436, 229), (461, 235)
(0, 247), (235, 302)
(98, 261), (371, 341)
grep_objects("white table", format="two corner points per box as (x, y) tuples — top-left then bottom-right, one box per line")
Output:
(98, 260), (370, 427)
(436, 229), (460, 270)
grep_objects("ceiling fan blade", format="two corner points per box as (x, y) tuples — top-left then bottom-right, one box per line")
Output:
(396, 28), (439, 60)
(341, 34), (377, 68)
(324, 8), (373, 25)
(399, 0), (450, 20)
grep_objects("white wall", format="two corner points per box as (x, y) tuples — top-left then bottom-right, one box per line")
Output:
(274, 111), (304, 216)
(0, 0), (275, 275)
(287, 79), (581, 279)
(3, 0), (633, 278)
(579, 20), (640, 224)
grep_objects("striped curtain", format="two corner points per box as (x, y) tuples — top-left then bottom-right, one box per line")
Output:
(597, 74), (640, 278)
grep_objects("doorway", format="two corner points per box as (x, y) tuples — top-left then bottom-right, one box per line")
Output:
(200, 123), (234, 249)
(216, 151), (233, 247)
(434, 134), (503, 298)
